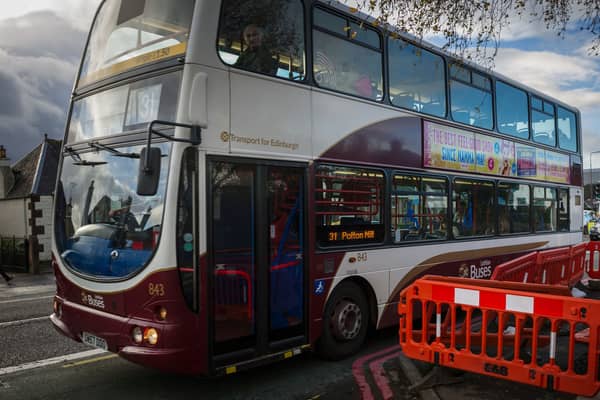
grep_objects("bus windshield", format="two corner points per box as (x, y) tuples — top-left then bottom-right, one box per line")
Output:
(54, 143), (171, 279)
(79, 0), (194, 87)
(68, 71), (182, 144)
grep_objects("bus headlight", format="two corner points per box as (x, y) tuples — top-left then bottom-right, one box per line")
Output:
(144, 328), (159, 345)
(132, 326), (143, 344)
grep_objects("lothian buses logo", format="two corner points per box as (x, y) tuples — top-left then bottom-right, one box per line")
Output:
(220, 131), (230, 142)
(81, 291), (105, 309)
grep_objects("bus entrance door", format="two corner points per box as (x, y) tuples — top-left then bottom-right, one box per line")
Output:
(209, 161), (306, 368)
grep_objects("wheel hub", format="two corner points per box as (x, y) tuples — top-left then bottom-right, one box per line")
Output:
(331, 299), (362, 341)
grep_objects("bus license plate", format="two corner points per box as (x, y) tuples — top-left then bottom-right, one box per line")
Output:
(82, 332), (107, 351)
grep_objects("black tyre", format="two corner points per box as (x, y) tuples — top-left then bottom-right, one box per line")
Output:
(317, 281), (369, 360)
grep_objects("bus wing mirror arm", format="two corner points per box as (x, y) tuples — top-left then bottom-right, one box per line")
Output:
(137, 120), (202, 196)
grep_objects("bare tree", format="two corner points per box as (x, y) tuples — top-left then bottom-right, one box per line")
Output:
(343, 0), (600, 67)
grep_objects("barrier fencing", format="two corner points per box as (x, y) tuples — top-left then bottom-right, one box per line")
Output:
(399, 273), (600, 397)
(491, 243), (586, 287)
(398, 241), (600, 396)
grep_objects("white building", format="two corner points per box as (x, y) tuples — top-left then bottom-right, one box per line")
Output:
(0, 136), (61, 264)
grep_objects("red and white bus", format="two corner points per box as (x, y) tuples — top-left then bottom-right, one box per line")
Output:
(51, 0), (584, 375)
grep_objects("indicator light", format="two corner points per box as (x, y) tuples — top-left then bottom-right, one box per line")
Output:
(144, 328), (159, 345)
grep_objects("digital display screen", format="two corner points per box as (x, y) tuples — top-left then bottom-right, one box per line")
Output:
(328, 229), (376, 242)
(318, 225), (384, 246)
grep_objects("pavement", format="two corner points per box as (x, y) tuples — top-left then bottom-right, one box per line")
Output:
(0, 268), (55, 300)
(1, 269), (599, 400)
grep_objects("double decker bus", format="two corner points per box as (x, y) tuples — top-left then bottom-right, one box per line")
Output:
(51, 0), (584, 375)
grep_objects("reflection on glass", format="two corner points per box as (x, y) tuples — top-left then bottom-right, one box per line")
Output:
(391, 175), (448, 242)
(532, 98), (555, 147)
(388, 38), (446, 117)
(557, 106), (577, 152)
(313, 30), (383, 100)
(211, 163), (256, 351)
(217, 0), (306, 80)
(452, 180), (495, 237)
(54, 143), (171, 278)
(497, 183), (530, 234)
(533, 187), (557, 232)
(68, 71), (181, 144)
(80, 0), (194, 86)
(450, 80), (493, 129)
(496, 81), (529, 139)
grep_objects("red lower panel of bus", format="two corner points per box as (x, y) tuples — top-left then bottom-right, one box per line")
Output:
(51, 264), (207, 375)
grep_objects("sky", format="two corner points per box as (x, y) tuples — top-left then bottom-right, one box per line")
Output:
(0, 1), (599, 171)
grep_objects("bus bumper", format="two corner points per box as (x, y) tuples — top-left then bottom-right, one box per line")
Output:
(50, 297), (204, 375)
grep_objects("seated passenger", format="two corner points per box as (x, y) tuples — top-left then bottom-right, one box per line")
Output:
(235, 24), (278, 75)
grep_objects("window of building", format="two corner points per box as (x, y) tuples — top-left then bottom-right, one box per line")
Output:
(449, 64), (493, 129)
(497, 182), (530, 234)
(388, 38), (446, 117)
(533, 186), (557, 232)
(557, 106), (577, 152)
(452, 179), (495, 237)
(312, 7), (383, 100)
(391, 174), (448, 242)
(217, 0), (306, 80)
(315, 165), (385, 246)
(496, 81), (529, 139)
(531, 97), (556, 147)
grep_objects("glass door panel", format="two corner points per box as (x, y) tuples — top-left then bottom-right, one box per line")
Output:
(268, 167), (304, 341)
(211, 162), (256, 353)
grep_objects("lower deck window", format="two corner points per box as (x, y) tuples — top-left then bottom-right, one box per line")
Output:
(315, 165), (384, 246)
(534, 186), (557, 232)
(452, 179), (495, 238)
(391, 174), (448, 242)
(497, 183), (531, 234)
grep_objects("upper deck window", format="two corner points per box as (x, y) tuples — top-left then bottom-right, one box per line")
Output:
(79, 0), (194, 87)
(312, 7), (383, 100)
(557, 106), (578, 152)
(531, 96), (556, 147)
(388, 38), (446, 118)
(449, 64), (493, 130)
(496, 81), (529, 139)
(217, 0), (306, 80)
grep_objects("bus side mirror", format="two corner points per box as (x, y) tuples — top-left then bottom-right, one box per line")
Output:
(137, 147), (162, 196)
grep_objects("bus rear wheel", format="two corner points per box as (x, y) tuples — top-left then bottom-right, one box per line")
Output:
(318, 281), (369, 360)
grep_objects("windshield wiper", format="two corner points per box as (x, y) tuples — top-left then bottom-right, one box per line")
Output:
(64, 146), (107, 167)
(89, 142), (140, 159)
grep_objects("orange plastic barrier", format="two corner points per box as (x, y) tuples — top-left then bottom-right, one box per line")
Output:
(399, 275), (600, 397)
(491, 244), (586, 287)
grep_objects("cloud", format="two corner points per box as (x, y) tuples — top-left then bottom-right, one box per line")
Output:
(0, 11), (86, 162)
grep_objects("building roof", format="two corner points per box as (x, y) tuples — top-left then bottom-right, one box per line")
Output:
(4, 137), (62, 199)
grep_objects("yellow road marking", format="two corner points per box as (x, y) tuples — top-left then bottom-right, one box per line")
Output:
(62, 354), (117, 368)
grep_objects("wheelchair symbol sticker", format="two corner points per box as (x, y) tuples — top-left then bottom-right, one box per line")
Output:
(314, 279), (326, 295)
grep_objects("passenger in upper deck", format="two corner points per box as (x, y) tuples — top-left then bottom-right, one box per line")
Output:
(235, 24), (279, 75)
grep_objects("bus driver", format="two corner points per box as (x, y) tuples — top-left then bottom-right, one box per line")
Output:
(235, 24), (279, 75)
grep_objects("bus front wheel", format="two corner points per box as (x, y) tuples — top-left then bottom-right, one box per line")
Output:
(318, 281), (369, 360)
